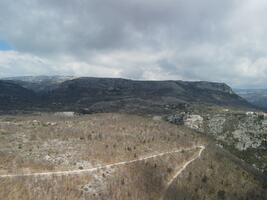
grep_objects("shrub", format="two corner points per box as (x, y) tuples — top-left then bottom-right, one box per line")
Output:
(217, 190), (226, 199)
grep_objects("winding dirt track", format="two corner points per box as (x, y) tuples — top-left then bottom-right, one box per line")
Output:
(0, 145), (205, 178)
(159, 145), (205, 200)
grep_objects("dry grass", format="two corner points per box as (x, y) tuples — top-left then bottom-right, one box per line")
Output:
(164, 146), (267, 200)
(0, 113), (204, 174)
(0, 113), (266, 200)
(0, 149), (199, 200)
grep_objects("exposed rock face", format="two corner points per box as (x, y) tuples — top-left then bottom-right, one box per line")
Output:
(232, 129), (262, 151)
(152, 116), (162, 121)
(183, 114), (204, 131)
(195, 81), (234, 94)
(167, 113), (203, 131)
(167, 111), (267, 175)
(205, 112), (267, 151)
(167, 114), (185, 125)
(207, 115), (226, 135)
(263, 114), (267, 125)
(167, 112), (203, 131)
(206, 112), (267, 174)
(54, 112), (75, 117)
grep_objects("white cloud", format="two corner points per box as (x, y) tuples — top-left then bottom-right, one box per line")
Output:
(0, 51), (54, 77)
(0, 0), (267, 88)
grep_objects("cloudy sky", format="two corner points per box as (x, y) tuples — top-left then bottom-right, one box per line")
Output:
(0, 0), (267, 88)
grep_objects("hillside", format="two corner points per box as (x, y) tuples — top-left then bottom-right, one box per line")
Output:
(0, 113), (266, 200)
(2, 75), (75, 92)
(235, 89), (267, 110)
(0, 77), (253, 113)
(167, 110), (267, 175)
(0, 81), (37, 110)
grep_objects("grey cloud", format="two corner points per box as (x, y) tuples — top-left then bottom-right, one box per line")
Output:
(0, 0), (233, 55)
(0, 0), (267, 88)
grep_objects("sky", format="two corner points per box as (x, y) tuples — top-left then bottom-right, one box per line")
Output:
(0, 0), (267, 88)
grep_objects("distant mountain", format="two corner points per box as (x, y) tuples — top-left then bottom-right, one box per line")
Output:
(0, 76), (253, 113)
(48, 77), (249, 108)
(0, 80), (37, 110)
(235, 89), (267, 110)
(2, 75), (75, 92)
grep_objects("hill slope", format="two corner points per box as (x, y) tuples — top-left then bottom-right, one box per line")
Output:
(0, 113), (266, 200)
(0, 81), (37, 110)
(2, 75), (75, 92)
(46, 77), (252, 113)
(0, 77), (253, 113)
(235, 89), (267, 110)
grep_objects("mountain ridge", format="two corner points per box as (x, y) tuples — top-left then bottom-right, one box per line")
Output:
(235, 88), (267, 110)
(0, 76), (254, 113)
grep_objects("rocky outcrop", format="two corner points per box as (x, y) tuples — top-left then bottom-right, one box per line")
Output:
(167, 111), (267, 174)
(167, 113), (203, 131)
(205, 112), (267, 151)
(54, 112), (76, 117)
(183, 114), (203, 131)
